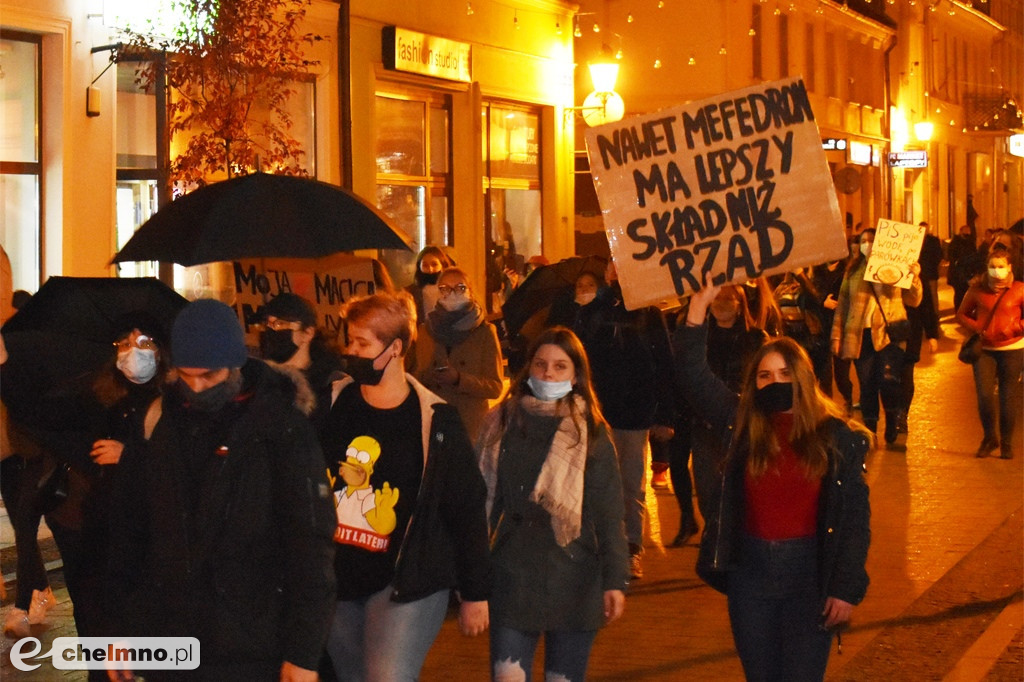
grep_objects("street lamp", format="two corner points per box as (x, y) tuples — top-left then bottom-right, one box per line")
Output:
(565, 47), (625, 127)
(914, 121), (934, 142)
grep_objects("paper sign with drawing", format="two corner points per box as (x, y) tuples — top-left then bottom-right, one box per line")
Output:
(864, 219), (926, 289)
(584, 76), (849, 310)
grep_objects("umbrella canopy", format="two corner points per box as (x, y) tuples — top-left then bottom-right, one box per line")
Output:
(501, 255), (608, 337)
(111, 172), (413, 266)
(1, 277), (188, 431)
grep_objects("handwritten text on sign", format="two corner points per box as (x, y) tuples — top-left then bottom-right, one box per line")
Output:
(864, 219), (925, 289)
(232, 258), (376, 346)
(584, 77), (848, 309)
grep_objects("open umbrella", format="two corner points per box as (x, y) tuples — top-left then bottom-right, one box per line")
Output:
(501, 255), (608, 337)
(1, 277), (188, 432)
(111, 172), (413, 266)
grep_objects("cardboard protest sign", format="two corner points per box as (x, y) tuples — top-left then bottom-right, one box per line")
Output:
(584, 76), (849, 310)
(182, 255), (376, 349)
(864, 219), (926, 289)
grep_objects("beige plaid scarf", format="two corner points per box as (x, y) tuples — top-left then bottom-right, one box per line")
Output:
(478, 394), (588, 547)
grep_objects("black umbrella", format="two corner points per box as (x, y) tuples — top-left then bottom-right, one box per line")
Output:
(111, 172), (413, 266)
(1, 277), (188, 431)
(501, 255), (608, 337)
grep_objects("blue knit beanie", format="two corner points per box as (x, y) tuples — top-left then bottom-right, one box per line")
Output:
(172, 299), (248, 369)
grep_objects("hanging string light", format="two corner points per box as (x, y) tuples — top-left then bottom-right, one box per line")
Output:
(719, 44), (727, 55)
(627, 12), (634, 22)
(555, 20), (562, 35)
(466, 1), (473, 16)
(593, 21), (600, 33)
(654, 58), (662, 69)
(514, 9), (520, 29)
(688, 54), (696, 66)
(574, 16), (582, 38)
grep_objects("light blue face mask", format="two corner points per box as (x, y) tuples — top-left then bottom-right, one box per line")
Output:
(527, 376), (574, 402)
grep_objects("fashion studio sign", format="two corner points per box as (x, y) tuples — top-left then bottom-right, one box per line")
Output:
(383, 27), (471, 83)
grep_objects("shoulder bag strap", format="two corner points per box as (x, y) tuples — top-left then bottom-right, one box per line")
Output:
(978, 287), (1011, 335)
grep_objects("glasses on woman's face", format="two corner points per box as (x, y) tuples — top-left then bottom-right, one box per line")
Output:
(438, 283), (468, 296)
(114, 335), (158, 352)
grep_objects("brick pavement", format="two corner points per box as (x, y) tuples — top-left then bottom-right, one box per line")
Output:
(3, 283), (1022, 680)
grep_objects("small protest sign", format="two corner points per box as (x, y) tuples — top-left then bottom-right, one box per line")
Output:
(864, 219), (926, 289)
(584, 76), (848, 310)
(182, 256), (376, 348)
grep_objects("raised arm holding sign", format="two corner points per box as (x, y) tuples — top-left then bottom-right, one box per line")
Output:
(584, 77), (849, 309)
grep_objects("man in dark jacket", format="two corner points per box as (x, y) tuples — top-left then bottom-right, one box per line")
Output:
(568, 260), (675, 580)
(111, 299), (336, 681)
(257, 292), (343, 433)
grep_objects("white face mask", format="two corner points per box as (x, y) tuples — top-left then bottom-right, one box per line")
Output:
(860, 242), (872, 258)
(575, 292), (597, 306)
(527, 376), (574, 402)
(116, 348), (158, 384)
(989, 267), (1010, 281)
(437, 291), (472, 312)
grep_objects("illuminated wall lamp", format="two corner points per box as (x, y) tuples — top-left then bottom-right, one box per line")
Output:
(564, 51), (625, 127)
(913, 121), (934, 141)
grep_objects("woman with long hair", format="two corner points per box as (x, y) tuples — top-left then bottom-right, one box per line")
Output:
(404, 245), (455, 322)
(957, 248), (1024, 459)
(830, 228), (923, 444)
(676, 278), (871, 682)
(477, 327), (628, 682)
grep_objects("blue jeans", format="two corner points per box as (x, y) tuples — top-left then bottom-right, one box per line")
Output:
(973, 348), (1024, 449)
(490, 626), (597, 682)
(727, 535), (833, 682)
(326, 587), (449, 682)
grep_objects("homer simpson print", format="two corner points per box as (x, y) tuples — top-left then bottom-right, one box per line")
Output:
(329, 435), (400, 552)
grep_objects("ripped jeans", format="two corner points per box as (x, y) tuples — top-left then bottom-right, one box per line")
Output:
(490, 626), (597, 682)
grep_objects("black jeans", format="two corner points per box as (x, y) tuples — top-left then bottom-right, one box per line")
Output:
(727, 535), (833, 682)
(0, 455), (51, 610)
(649, 418), (696, 526)
(853, 330), (903, 427)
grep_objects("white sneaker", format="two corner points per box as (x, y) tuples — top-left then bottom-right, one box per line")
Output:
(27, 586), (55, 624)
(4, 608), (31, 639)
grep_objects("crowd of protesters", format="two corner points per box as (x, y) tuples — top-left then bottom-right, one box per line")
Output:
(0, 219), (1021, 681)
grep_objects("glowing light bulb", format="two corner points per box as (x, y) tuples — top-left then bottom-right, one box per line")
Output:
(654, 58), (662, 69)
(688, 54), (696, 66)
(466, 1), (473, 15)
(627, 12), (634, 22)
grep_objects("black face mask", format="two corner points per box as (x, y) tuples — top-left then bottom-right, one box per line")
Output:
(754, 382), (794, 414)
(416, 271), (441, 286)
(339, 343), (395, 386)
(176, 369), (243, 412)
(260, 329), (299, 363)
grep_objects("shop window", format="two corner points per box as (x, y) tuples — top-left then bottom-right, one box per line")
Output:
(0, 32), (41, 291)
(375, 92), (452, 287)
(482, 103), (541, 314)
(115, 60), (160, 279)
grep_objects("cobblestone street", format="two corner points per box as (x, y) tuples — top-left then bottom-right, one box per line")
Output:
(3, 283), (1022, 680)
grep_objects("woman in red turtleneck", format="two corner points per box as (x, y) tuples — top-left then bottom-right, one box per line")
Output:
(675, 275), (872, 682)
